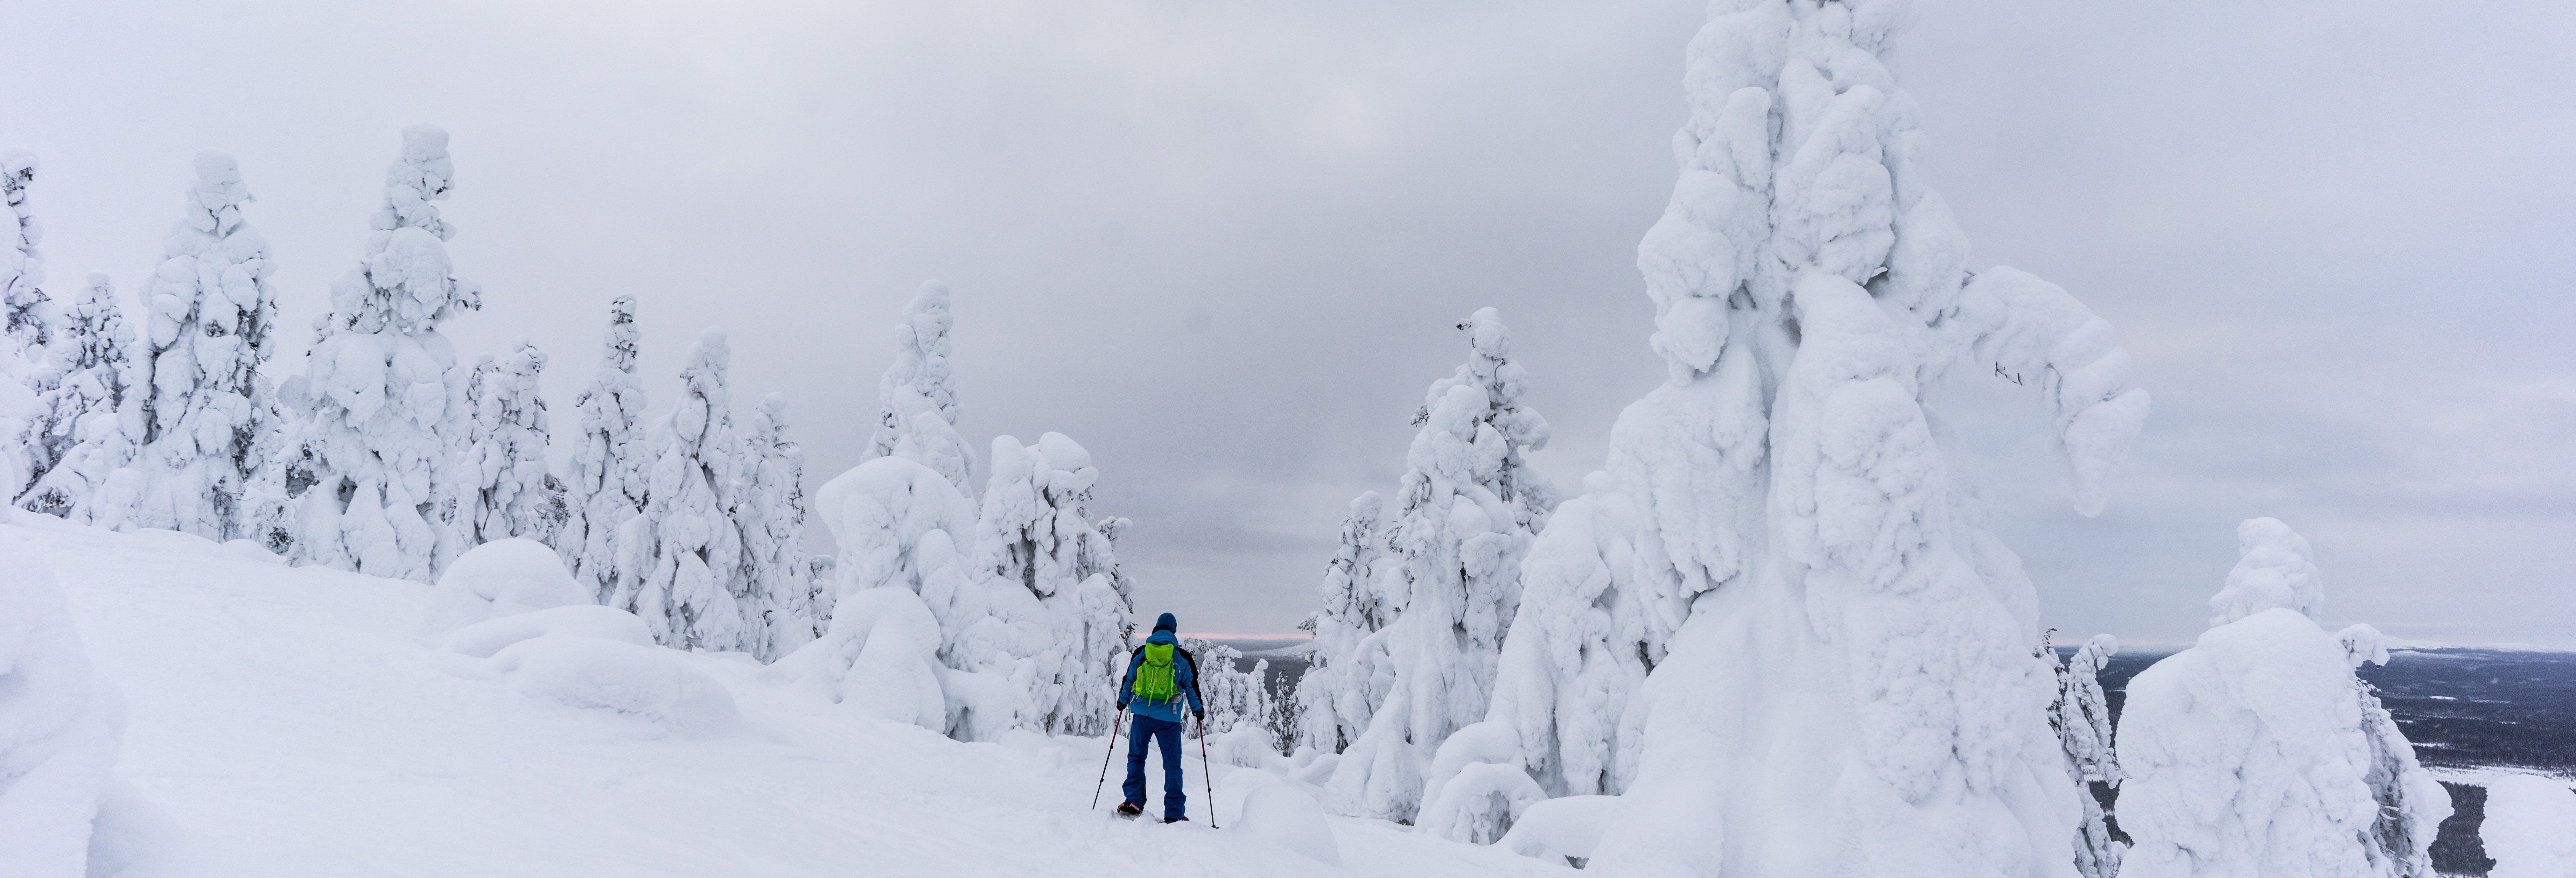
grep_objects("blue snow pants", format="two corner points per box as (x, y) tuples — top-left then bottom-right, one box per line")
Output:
(1121, 715), (1186, 820)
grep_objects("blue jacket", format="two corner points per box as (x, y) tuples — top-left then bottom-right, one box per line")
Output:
(1118, 630), (1206, 723)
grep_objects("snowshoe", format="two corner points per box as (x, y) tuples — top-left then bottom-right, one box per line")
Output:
(1114, 802), (1143, 820)
(1162, 817), (1189, 824)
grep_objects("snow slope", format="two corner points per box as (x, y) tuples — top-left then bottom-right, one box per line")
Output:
(19, 515), (1567, 877)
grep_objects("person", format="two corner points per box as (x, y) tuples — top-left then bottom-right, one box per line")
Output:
(1115, 612), (1205, 823)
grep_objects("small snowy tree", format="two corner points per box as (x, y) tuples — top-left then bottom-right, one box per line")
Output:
(2049, 633), (2124, 878)
(120, 150), (281, 540)
(2117, 518), (2449, 878)
(613, 328), (751, 652)
(971, 432), (1130, 737)
(1293, 492), (1393, 755)
(1325, 308), (1552, 824)
(555, 296), (648, 603)
(2, 148), (50, 354)
(861, 281), (974, 491)
(1181, 637), (1273, 741)
(740, 392), (815, 661)
(291, 126), (482, 580)
(17, 274), (136, 518)
(460, 339), (559, 546)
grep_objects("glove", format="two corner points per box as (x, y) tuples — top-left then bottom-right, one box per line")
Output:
(1193, 710), (1206, 722)
(1117, 700), (1129, 712)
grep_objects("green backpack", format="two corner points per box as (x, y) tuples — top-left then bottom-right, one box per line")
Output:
(1132, 643), (1179, 702)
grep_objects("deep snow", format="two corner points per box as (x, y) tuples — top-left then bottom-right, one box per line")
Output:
(16, 514), (1570, 877)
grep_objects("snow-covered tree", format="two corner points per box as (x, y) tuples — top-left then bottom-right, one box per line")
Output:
(2117, 519), (2449, 878)
(16, 274), (138, 518)
(1182, 637), (1273, 741)
(861, 281), (974, 491)
(1325, 308), (1552, 824)
(1293, 491), (1392, 754)
(556, 295), (648, 603)
(290, 126), (482, 580)
(613, 328), (751, 652)
(459, 339), (560, 546)
(2050, 633), (2124, 878)
(1465, 3), (2154, 872)
(971, 432), (1130, 737)
(740, 392), (815, 661)
(118, 150), (281, 541)
(2, 148), (50, 354)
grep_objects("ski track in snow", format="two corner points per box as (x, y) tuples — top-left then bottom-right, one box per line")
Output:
(30, 517), (1568, 877)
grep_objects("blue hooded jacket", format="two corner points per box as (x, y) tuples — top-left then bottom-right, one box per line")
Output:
(1118, 614), (1205, 723)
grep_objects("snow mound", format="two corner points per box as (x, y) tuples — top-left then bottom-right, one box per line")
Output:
(1416, 721), (1544, 844)
(0, 535), (122, 877)
(1499, 794), (1619, 864)
(2482, 774), (2576, 878)
(486, 636), (737, 735)
(766, 586), (948, 732)
(1238, 781), (1340, 866)
(424, 538), (592, 632)
(217, 540), (285, 565)
(440, 605), (654, 659)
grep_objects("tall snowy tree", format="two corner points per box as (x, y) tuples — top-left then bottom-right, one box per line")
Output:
(1293, 491), (1392, 755)
(2049, 633), (2124, 878)
(1454, 3), (2155, 872)
(614, 328), (752, 652)
(290, 126), (482, 580)
(861, 281), (973, 491)
(971, 432), (1130, 737)
(16, 274), (137, 518)
(556, 295), (648, 603)
(119, 150), (281, 540)
(459, 339), (559, 546)
(1325, 308), (1552, 824)
(2117, 519), (2449, 878)
(740, 392), (814, 661)
(2, 148), (49, 354)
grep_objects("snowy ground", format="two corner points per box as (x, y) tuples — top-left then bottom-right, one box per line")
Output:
(24, 516), (1567, 878)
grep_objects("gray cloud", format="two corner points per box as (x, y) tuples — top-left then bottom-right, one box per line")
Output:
(5, 0), (2568, 643)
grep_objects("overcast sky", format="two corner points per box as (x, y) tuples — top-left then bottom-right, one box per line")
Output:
(6, 0), (2570, 644)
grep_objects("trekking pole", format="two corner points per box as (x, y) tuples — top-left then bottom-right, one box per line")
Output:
(1198, 714), (1218, 828)
(1091, 707), (1128, 811)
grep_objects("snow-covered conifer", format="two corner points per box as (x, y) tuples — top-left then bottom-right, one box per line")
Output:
(861, 281), (973, 491)
(2118, 519), (2449, 878)
(1461, 4), (2155, 871)
(290, 126), (482, 580)
(556, 295), (648, 602)
(971, 433), (1130, 737)
(1293, 492), (1392, 754)
(1325, 308), (1551, 824)
(460, 339), (559, 546)
(2050, 633), (2123, 878)
(1181, 637), (1273, 741)
(17, 274), (139, 518)
(613, 328), (751, 652)
(2, 148), (50, 353)
(740, 392), (815, 661)
(120, 150), (281, 540)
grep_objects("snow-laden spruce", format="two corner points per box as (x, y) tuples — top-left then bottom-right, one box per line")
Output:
(2116, 518), (2449, 878)
(863, 281), (974, 492)
(0, 529), (123, 877)
(1183, 637), (1275, 740)
(1326, 308), (1551, 827)
(2049, 634), (2123, 878)
(555, 296), (648, 603)
(788, 452), (1028, 740)
(290, 127), (482, 580)
(1293, 491), (1392, 755)
(17, 274), (138, 520)
(1450, 2), (2153, 872)
(458, 339), (561, 547)
(739, 393), (815, 661)
(114, 150), (282, 542)
(613, 329), (753, 653)
(2, 148), (48, 354)
(972, 433), (1131, 738)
